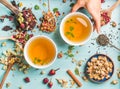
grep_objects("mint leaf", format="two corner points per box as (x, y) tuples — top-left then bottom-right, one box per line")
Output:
(69, 26), (74, 31)
(53, 8), (58, 13)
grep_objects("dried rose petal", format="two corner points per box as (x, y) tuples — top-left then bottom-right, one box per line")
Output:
(2, 26), (12, 31)
(101, 0), (105, 3)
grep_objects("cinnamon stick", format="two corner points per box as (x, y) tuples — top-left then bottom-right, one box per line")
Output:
(67, 69), (82, 87)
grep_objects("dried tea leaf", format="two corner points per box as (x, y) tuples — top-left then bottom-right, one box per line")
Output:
(68, 46), (74, 50)
(68, 54), (74, 57)
(2, 26), (12, 31)
(70, 3), (75, 7)
(118, 55), (120, 61)
(74, 67), (80, 76)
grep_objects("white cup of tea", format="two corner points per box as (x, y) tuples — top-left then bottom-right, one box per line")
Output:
(24, 35), (57, 69)
(60, 12), (93, 46)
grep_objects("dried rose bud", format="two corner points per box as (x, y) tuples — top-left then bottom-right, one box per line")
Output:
(20, 23), (25, 29)
(48, 81), (53, 88)
(43, 78), (49, 84)
(57, 52), (63, 58)
(24, 77), (30, 83)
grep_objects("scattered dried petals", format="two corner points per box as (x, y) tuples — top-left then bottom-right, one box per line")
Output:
(2, 26), (12, 31)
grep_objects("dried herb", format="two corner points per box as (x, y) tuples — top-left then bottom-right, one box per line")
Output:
(68, 46), (74, 50)
(118, 55), (120, 61)
(25, 34), (30, 41)
(68, 54), (74, 57)
(70, 3), (75, 7)
(74, 67), (80, 76)
(42, 3), (47, 7)
(34, 5), (40, 10)
(2, 26), (12, 31)
(64, 53), (74, 57)
(53, 8), (58, 13)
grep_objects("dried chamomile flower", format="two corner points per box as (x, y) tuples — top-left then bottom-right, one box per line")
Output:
(23, 69), (28, 74)
(40, 70), (45, 75)
(56, 78), (68, 88)
(82, 76), (88, 81)
(77, 60), (83, 67)
(69, 79), (75, 88)
(111, 21), (117, 27)
(87, 55), (113, 81)
(1, 42), (6, 47)
(2, 65), (7, 70)
(111, 80), (118, 85)
(117, 72), (120, 79)
(19, 86), (23, 89)
(6, 82), (11, 88)
(18, 2), (23, 7)
(71, 58), (77, 63)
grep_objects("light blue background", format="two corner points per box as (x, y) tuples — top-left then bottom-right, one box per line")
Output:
(0, 0), (120, 89)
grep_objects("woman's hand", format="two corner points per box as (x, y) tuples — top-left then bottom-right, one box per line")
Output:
(71, 0), (101, 33)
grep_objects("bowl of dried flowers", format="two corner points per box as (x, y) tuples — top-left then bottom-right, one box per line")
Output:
(85, 54), (114, 83)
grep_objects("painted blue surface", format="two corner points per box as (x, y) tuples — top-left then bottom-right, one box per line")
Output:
(0, 0), (119, 89)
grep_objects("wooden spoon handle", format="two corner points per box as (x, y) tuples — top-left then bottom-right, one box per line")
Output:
(0, 0), (19, 15)
(0, 64), (13, 89)
(109, 0), (120, 12)
(48, 0), (50, 11)
(0, 36), (12, 40)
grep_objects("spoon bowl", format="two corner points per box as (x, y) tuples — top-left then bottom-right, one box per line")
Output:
(101, 0), (120, 26)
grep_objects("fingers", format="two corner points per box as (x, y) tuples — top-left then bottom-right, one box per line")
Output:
(71, 0), (85, 12)
(93, 16), (101, 33)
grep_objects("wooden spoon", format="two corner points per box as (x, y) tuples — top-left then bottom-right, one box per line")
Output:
(0, 56), (15, 89)
(0, 0), (20, 15)
(0, 0), (37, 31)
(101, 0), (120, 26)
(0, 36), (16, 41)
(47, 0), (55, 21)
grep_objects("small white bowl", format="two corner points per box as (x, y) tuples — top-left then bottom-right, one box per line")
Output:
(60, 12), (93, 46)
(24, 35), (57, 69)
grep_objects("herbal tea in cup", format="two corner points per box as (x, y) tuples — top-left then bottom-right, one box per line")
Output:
(60, 12), (93, 46)
(24, 35), (57, 69)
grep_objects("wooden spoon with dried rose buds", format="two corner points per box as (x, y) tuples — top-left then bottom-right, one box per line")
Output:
(101, 0), (120, 26)
(0, 0), (37, 31)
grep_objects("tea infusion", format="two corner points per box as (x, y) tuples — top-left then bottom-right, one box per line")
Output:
(63, 14), (91, 43)
(27, 37), (56, 66)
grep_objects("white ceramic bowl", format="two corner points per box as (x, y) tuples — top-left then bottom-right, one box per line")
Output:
(60, 12), (93, 46)
(24, 35), (57, 69)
